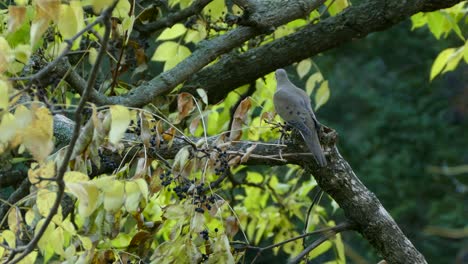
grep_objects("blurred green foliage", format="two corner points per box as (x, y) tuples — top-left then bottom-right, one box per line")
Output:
(314, 21), (468, 262)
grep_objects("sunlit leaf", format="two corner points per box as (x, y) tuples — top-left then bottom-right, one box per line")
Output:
(305, 72), (323, 95)
(196, 88), (208, 104)
(66, 182), (100, 217)
(103, 180), (125, 212)
(0, 113), (17, 143)
(327, 0), (349, 16)
(64, 171), (90, 183)
(430, 48), (456, 80)
(125, 181), (141, 213)
(109, 105), (131, 145)
(314, 80), (330, 111)
(23, 106), (54, 162)
(296, 59), (311, 79)
(36, 188), (59, 218)
(0, 80), (10, 112)
(157, 23), (187, 40)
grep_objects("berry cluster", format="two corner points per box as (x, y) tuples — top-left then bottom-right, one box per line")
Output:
(213, 146), (229, 176)
(159, 170), (172, 187)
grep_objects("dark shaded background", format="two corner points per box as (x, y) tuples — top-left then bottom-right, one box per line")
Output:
(314, 21), (468, 263)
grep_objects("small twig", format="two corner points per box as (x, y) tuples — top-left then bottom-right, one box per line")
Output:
(136, 0), (213, 34)
(233, 222), (353, 264)
(289, 222), (353, 264)
(9, 16), (103, 84)
(0, 179), (30, 228)
(6, 2), (116, 263)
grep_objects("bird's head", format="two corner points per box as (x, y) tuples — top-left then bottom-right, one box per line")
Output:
(275, 69), (289, 89)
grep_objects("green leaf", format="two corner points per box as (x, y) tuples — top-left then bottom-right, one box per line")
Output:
(410, 12), (427, 30)
(426, 12), (446, 39)
(464, 41), (468, 63)
(327, 0), (349, 16)
(157, 23), (187, 40)
(442, 12), (464, 41)
(430, 48), (456, 80)
(314, 80), (330, 111)
(442, 46), (464, 74)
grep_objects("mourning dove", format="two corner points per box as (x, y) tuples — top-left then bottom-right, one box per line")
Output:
(274, 69), (327, 167)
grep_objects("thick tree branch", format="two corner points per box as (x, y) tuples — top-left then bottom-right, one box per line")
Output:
(66, 0), (325, 106)
(182, 0), (464, 103)
(135, 0), (213, 34)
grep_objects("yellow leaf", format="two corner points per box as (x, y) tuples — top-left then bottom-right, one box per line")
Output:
(7, 207), (20, 233)
(157, 24), (187, 40)
(14, 44), (31, 64)
(58, 4), (79, 40)
(152, 41), (189, 62)
(25, 209), (35, 226)
(79, 235), (92, 250)
(2, 230), (16, 248)
(305, 72), (323, 95)
(442, 46), (464, 74)
(23, 106), (54, 162)
(134, 178), (149, 201)
(64, 171), (90, 183)
(196, 88), (208, 104)
(0, 37), (12, 73)
(430, 48), (456, 80)
(36, 188), (58, 217)
(50, 227), (65, 256)
(0, 79), (10, 112)
(113, 0), (131, 19)
(109, 105), (131, 145)
(103, 180), (125, 212)
(0, 113), (17, 144)
(88, 47), (98, 65)
(91, 0), (113, 13)
(124, 181), (141, 213)
(66, 182), (100, 217)
(314, 80), (330, 111)
(203, 0), (227, 21)
(28, 161), (55, 186)
(296, 59), (312, 79)
(184, 24), (207, 44)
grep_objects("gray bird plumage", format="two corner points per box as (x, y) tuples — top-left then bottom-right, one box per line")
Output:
(274, 69), (327, 167)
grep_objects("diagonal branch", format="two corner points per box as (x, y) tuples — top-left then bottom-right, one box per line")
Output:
(80, 0), (325, 106)
(135, 0), (213, 34)
(182, 0), (464, 103)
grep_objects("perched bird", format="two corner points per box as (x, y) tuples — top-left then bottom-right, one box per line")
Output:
(274, 69), (327, 167)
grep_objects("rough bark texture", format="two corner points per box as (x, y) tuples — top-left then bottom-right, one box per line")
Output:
(24, 116), (428, 263)
(182, 0), (464, 103)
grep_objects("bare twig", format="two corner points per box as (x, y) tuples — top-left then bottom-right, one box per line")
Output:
(233, 222), (353, 264)
(289, 222), (352, 264)
(5, 2), (116, 263)
(136, 0), (213, 34)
